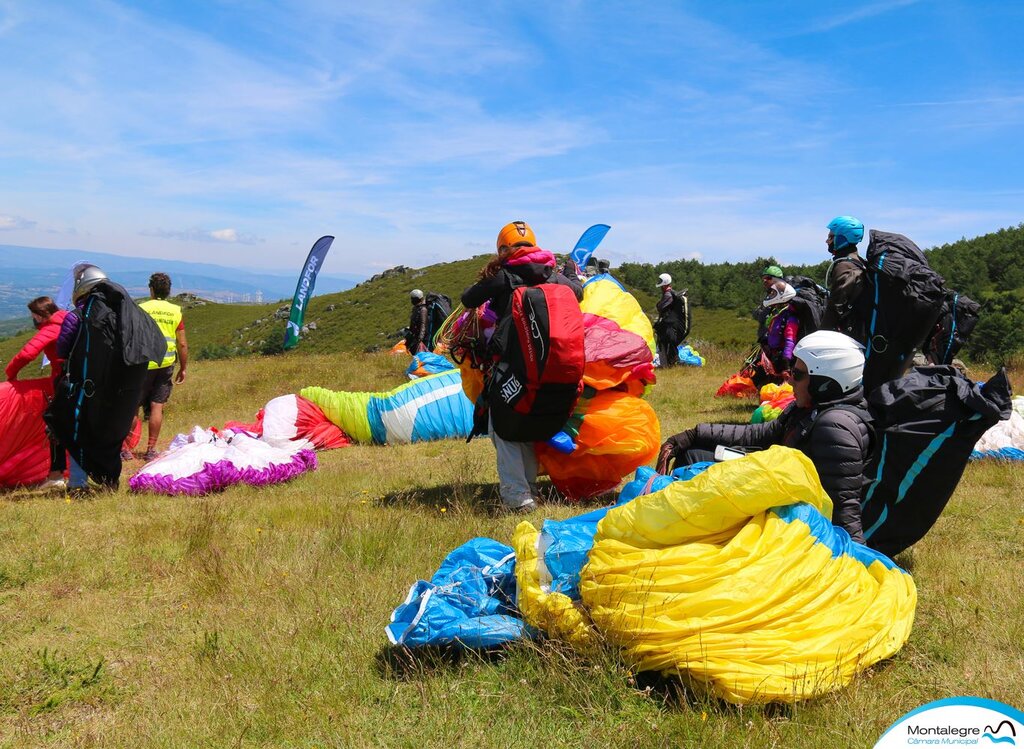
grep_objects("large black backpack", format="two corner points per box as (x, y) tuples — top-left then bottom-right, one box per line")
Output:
(923, 290), (981, 365)
(672, 290), (691, 340)
(424, 292), (453, 349)
(858, 366), (1011, 557)
(860, 230), (948, 391)
(785, 275), (828, 338)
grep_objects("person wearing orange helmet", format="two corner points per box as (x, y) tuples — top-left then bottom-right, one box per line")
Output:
(461, 221), (583, 512)
(464, 221), (582, 331)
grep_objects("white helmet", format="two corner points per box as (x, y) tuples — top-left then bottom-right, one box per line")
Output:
(763, 282), (796, 307)
(656, 273), (672, 288)
(793, 330), (865, 395)
(72, 264), (108, 303)
(410, 289), (424, 301)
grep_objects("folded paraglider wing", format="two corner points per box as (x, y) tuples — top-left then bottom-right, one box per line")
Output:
(302, 369), (474, 445)
(715, 373), (758, 398)
(513, 446), (916, 704)
(129, 429), (317, 496)
(386, 538), (525, 648)
(535, 389), (660, 500)
(581, 274), (655, 352)
(0, 378), (53, 488)
(405, 351), (456, 379)
(392, 447), (916, 703)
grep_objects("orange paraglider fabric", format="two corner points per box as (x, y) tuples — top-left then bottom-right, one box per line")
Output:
(715, 373), (758, 398)
(459, 358), (485, 405)
(537, 390), (660, 500)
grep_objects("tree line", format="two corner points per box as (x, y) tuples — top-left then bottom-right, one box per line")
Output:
(617, 223), (1024, 365)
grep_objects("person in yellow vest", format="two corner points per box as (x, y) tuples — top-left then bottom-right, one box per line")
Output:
(135, 272), (188, 461)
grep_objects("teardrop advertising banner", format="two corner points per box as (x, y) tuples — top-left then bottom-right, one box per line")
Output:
(283, 235), (335, 350)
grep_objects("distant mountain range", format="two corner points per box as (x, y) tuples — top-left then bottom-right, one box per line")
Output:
(0, 244), (363, 322)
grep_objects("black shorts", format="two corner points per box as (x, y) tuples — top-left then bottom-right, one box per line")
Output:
(140, 366), (174, 405)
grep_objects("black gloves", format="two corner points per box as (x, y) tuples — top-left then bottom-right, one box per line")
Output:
(656, 428), (697, 474)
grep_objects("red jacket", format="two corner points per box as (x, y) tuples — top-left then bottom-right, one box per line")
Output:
(5, 310), (68, 381)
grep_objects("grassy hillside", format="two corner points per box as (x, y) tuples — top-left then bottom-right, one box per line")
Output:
(0, 350), (1020, 747)
(0, 262), (758, 367)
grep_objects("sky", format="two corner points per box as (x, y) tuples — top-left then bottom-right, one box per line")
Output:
(0, 0), (1022, 276)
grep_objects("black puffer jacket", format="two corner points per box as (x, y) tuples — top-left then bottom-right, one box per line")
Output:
(690, 388), (872, 542)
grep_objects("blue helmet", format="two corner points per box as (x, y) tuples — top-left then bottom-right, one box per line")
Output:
(827, 216), (864, 251)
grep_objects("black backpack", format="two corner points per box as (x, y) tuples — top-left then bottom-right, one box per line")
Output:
(923, 290), (981, 365)
(858, 366), (1011, 557)
(424, 292), (453, 349)
(672, 290), (691, 340)
(860, 230), (948, 392)
(785, 275), (828, 338)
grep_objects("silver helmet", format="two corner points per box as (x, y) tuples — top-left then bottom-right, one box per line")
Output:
(72, 264), (108, 303)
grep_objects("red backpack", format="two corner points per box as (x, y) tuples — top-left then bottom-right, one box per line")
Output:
(488, 282), (584, 441)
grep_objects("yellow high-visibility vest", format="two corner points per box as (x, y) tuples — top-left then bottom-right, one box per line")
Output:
(140, 298), (182, 369)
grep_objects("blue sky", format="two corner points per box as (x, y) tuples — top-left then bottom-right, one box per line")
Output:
(0, 0), (1021, 276)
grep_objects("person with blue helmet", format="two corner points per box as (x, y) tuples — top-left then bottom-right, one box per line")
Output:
(821, 215), (869, 343)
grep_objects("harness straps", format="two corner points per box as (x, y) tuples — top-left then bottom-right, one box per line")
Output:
(72, 298), (94, 445)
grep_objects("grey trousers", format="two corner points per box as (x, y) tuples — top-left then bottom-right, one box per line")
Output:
(489, 415), (538, 508)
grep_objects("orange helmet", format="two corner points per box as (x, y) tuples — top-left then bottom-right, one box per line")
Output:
(496, 221), (536, 251)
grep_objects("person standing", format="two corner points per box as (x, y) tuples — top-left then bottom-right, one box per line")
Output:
(405, 289), (429, 354)
(760, 264), (785, 292)
(821, 216), (868, 343)
(758, 282), (801, 379)
(5, 297), (67, 383)
(5, 296), (68, 489)
(137, 273), (188, 461)
(47, 264), (167, 490)
(461, 220), (583, 512)
(654, 273), (690, 368)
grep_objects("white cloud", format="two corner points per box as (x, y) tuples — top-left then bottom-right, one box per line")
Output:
(141, 227), (263, 245)
(0, 214), (36, 230)
(209, 228), (238, 242)
(802, 0), (922, 33)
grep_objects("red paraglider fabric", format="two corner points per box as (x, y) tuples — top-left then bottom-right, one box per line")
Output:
(222, 395), (351, 450)
(0, 378), (53, 488)
(715, 373), (758, 399)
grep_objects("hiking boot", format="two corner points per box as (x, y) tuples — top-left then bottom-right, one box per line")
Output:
(120, 450), (134, 462)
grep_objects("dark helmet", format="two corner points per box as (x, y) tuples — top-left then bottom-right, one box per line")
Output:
(72, 264), (108, 303)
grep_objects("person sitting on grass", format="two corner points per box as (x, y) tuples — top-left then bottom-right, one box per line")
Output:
(657, 330), (871, 543)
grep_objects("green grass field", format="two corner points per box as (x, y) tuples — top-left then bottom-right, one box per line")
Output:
(1, 346), (1021, 748)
